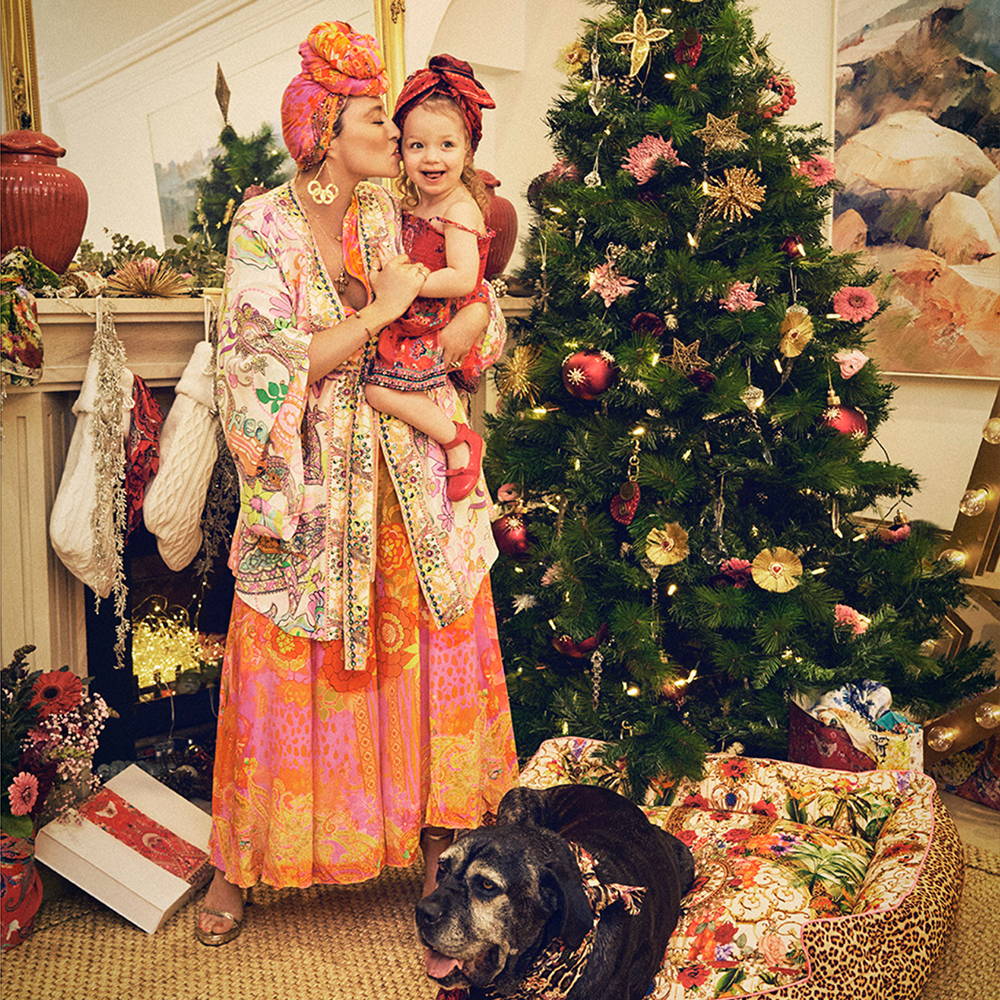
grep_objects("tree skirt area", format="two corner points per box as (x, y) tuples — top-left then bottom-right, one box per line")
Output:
(5, 849), (998, 1000)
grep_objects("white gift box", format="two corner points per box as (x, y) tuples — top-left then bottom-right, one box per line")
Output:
(35, 765), (213, 933)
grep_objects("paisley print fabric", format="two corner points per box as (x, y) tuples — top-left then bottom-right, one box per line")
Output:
(209, 462), (518, 888)
(520, 737), (962, 1000)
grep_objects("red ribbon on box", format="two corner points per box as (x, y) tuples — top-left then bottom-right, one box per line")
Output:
(78, 787), (209, 883)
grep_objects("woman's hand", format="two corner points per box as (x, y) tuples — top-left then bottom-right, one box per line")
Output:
(370, 254), (428, 322)
(439, 302), (488, 367)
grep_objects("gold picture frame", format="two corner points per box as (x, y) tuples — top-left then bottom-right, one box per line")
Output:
(1, 0), (406, 133)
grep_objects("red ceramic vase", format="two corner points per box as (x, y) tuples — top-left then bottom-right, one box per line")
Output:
(1, 130), (88, 273)
(477, 169), (518, 280)
(1, 833), (43, 950)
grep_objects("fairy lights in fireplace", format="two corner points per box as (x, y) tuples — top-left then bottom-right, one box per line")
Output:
(131, 598), (225, 694)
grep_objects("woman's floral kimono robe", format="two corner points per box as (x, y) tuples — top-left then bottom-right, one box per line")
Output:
(211, 180), (518, 887)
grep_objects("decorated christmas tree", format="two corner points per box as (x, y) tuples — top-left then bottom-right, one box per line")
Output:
(486, 0), (993, 789)
(191, 123), (289, 252)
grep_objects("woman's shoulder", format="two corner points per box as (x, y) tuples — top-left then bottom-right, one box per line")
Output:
(231, 181), (295, 235)
(356, 180), (398, 213)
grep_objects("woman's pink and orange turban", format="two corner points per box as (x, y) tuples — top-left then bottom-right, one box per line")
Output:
(281, 21), (388, 169)
(393, 55), (495, 151)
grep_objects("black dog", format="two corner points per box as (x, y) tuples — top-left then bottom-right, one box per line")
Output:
(416, 784), (695, 999)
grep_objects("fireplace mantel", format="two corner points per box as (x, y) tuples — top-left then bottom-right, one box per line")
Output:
(0, 295), (530, 676)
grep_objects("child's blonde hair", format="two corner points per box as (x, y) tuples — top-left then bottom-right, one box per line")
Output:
(394, 94), (490, 216)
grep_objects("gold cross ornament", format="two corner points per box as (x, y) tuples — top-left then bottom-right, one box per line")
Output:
(611, 9), (669, 77)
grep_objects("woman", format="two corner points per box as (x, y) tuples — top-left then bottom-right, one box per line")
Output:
(198, 22), (518, 945)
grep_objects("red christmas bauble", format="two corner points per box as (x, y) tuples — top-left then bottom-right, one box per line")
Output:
(551, 624), (608, 658)
(780, 234), (806, 259)
(561, 350), (618, 400)
(492, 513), (531, 557)
(821, 391), (869, 438)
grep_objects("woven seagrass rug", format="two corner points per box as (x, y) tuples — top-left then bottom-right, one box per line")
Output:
(3, 848), (998, 1000)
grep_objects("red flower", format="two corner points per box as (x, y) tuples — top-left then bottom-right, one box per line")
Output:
(751, 798), (778, 818)
(714, 922), (738, 945)
(720, 757), (751, 778)
(29, 670), (83, 718)
(683, 792), (709, 809)
(677, 965), (711, 988)
(724, 827), (753, 842)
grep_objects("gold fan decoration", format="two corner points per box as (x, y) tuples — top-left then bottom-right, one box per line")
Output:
(778, 305), (814, 357)
(106, 258), (193, 298)
(495, 344), (542, 403)
(645, 522), (690, 566)
(706, 168), (766, 222)
(751, 547), (803, 592)
(693, 113), (749, 153)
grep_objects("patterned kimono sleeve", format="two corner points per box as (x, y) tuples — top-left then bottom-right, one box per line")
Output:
(476, 281), (507, 370)
(215, 203), (311, 542)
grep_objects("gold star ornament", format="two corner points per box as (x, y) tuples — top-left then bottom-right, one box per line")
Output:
(693, 113), (749, 153)
(611, 9), (669, 77)
(665, 338), (708, 374)
(706, 167), (766, 222)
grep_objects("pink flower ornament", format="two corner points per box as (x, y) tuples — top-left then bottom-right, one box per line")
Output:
(833, 348), (869, 379)
(719, 281), (764, 313)
(621, 135), (687, 184)
(586, 262), (638, 308)
(8, 771), (39, 816)
(832, 286), (878, 323)
(834, 603), (870, 635)
(793, 156), (836, 187)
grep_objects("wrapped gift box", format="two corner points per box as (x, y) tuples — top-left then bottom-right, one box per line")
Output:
(35, 765), (212, 933)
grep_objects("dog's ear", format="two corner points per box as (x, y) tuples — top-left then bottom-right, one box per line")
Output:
(540, 852), (593, 952)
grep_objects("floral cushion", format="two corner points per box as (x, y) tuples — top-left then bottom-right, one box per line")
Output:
(519, 737), (963, 1000)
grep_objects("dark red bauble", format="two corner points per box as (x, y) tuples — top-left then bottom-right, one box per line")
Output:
(630, 312), (666, 337)
(492, 513), (531, 557)
(780, 235), (806, 259)
(551, 624), (609, 658)
(561, 350), (617, 400)
(821, 391), (869, 438)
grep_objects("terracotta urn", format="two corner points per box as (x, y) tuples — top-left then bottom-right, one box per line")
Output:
(1, 130), (88, 273)
(476, 169), (518, 280)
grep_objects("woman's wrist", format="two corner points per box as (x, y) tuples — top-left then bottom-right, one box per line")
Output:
(357, 302), (394, 331)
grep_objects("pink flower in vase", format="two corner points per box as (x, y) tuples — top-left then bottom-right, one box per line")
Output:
(719, 281), (764, 313)
(136, 257), (158, 278)
(8, 771), (39, 816)
(793, 156), (836, 187)
(621, 135), (686, 184)
(586, 262), (638, 308)
(833, 348), (869, 379)
(832, 286), (878, 323)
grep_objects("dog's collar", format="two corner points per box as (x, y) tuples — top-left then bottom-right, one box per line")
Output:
(436, 841), (646, 1000)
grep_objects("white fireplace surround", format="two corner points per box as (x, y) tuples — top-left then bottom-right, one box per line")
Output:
(0, 295), (528, 677)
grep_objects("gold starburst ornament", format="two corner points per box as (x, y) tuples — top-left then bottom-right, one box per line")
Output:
(611, 9), (669, 77)
(665, 338), (708, 375)
(646, 522), (690, 566)
(706, 167), (766, 222)
(495, 344), (542, 403)
(751, 546), (803, 592)
(106, 258), (193, 298)
(778, 305), (814, 357)
(693, 113), (749, 153)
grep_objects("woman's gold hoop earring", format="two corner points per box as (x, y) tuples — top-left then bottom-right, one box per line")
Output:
(307, 162), (338, 205)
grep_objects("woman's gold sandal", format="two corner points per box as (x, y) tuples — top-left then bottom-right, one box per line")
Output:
(195, 888), (252, 947)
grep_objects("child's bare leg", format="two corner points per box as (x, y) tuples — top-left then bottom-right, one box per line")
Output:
(365, 384), (470, 468)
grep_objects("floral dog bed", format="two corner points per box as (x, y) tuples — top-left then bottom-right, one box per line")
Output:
(519, 737), (963, 1000)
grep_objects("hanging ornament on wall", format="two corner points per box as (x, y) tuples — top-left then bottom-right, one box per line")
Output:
(693, 112), (749, 154)
(610, 436), (642, 524)
(778, 304), (814, 357)
(492, 513), (531, 557)
(611, 8), (669, 77)
(562, 349), (618, 399)
(821, 388), (869, 438)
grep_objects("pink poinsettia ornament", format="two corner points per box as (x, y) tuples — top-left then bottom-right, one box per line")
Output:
(720, 557), (753, 588)
(621, 135), (686, 184)
(833, 349), (869, 379)
(833, 286), (878, 323)
(719, 281), (764, 313)
(834, 604), (871, 635)
(586, 262), (638, 307)
(792, 156), (836, 187)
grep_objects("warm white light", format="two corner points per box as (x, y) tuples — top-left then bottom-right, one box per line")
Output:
(939, 548), (967, 568)
(664, 72), (677, 81)
(626, 683), (641, 697)
(631, 425), (647, 436)
(773, 358), (783, 373)
(958, 487), (990, 517)
(666, 583), (678, 596)
(926, 725), (958, 753)
(686, 231), (698, 247)
(975, 702), (1000, 729)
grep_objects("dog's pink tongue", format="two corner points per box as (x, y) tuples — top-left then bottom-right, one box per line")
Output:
(425, 948), (460, 979)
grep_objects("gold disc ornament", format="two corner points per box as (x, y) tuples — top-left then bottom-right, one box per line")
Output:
(778, 305), (814, 357)
(751, 546), (803, 592)
(645, 522), (690, 566)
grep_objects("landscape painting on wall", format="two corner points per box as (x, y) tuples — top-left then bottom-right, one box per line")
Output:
(834, 0), (999, 378)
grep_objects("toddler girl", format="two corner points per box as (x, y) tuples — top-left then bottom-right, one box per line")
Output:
(364, 55), (494, 502)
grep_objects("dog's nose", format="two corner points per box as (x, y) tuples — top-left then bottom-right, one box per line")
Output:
(416, 896), (444, 927)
